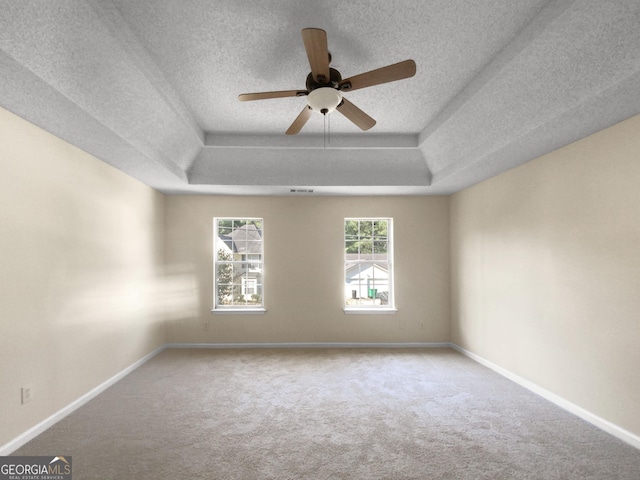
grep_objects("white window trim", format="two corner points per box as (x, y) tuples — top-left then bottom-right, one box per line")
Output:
(343, 217), (395, 313)
(213, 217), (265, 313)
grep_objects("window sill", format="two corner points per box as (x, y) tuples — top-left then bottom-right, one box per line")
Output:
(343, 308), (398, 315)
(211, 308), (267, 315)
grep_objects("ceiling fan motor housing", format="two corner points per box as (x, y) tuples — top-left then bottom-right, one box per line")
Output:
(305, 68), (343, 91)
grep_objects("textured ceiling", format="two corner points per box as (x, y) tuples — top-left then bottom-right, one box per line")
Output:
(1, 0), (640, 195)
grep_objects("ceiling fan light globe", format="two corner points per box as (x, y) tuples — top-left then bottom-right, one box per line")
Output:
(307, 87), (342, 114)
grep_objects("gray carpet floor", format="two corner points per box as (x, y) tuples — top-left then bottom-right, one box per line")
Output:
(12, 348), (640, 479)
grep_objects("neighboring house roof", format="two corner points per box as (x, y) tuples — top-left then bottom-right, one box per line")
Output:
(345, 262), (389, 279)
(217, 238), (233, 254)
(218, 235), (233, 253)
(345, 253), (389, 273)
(220, 224), (262, 254)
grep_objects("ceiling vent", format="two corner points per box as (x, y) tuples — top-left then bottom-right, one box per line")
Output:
(290, 188), (315, 193)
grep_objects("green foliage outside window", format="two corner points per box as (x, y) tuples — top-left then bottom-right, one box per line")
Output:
(345, 219), (388, 254)
(216, 248), (233, 304)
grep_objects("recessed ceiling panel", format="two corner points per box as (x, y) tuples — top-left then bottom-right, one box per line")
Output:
(1, 0), (640, 195)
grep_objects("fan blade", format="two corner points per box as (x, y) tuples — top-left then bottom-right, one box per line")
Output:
(336, 98), (376, 131)
(339, 59), (416, 92)
(239, 90), (307, 101)
(301, 28), (330, 84)
(286, 106), (313, 135)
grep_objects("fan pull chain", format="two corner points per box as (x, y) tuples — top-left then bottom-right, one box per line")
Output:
(323, 112), (326, 149)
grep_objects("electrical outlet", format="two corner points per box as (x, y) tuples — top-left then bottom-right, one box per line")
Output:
(21, 385), (33, 404)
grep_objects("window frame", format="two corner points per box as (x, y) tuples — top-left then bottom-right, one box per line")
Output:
(212, 217), (266, 315)
(343, 217), (397, 314)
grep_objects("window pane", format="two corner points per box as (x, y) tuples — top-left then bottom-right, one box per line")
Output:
(373, 240), (387, 254)
(216, 259), (233, 306)
(358, 220), (372, 238)
(345, 240), (357, 254)
(216, 247), (232, 261)
(252, 220), (263, 231)
(345, 220), (358, 238)
(374, 240), (388, 261)
(231, 283), (243, 304)
(240, 271), (262, 305)
(358, 238), (373, 254)
(218, 220), (233, 237)
(245, 240), (262, 254)
(373, 220), (388, 240)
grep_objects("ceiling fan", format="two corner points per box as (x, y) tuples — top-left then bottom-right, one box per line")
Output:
(238, 28), (416, 135)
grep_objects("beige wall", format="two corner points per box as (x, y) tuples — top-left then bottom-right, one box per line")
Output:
(450, 114), (640, 437)
(0, 107), (166, 447)
(4, 96), (639, 447)
(164, 195), (450, 344)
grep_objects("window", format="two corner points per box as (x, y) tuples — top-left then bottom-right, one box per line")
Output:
(242, 277), (257, 296)
(214, 218), (264, 312)
(344, 218), (395, 312)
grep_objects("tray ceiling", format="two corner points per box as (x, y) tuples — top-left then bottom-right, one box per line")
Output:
(2, 0), (640, 195)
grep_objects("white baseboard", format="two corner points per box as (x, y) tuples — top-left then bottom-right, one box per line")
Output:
(0, 345), (166, 456)
(165, 342), (451, 349)
(450, 343), (640, 451)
